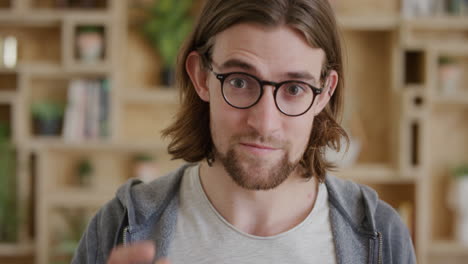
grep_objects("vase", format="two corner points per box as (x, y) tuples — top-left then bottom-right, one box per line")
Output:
(34, 118), (63, 136)
(76, 30), (104, 63)
(439, 63), (461, 96)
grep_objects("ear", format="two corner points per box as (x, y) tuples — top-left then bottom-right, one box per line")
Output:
(312, 70), (338, 116)
(186, 51), (210, 102)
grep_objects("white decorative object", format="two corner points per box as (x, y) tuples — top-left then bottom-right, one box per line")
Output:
(3, 36), (17, 68)
(325, 136), (362, 169)
(448, 176), (468, 244)
(76, 27), (104, 63)
(439, 58), (462, 96)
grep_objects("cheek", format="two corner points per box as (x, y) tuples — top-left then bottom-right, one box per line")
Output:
(288, 117), (314, 155)
(209, 91), (244, 148)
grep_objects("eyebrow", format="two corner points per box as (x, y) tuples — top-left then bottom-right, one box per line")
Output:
(218, 58), (318, 83)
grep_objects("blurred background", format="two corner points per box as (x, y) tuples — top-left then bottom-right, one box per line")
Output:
(0, 0), (467, 263)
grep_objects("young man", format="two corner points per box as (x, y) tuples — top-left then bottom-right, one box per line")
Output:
(73, 0), (416, 263)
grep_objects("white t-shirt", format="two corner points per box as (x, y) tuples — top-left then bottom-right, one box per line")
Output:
(168, 165), (337, 263)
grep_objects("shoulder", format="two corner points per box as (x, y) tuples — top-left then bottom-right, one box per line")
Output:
(374, 200), (416, 263)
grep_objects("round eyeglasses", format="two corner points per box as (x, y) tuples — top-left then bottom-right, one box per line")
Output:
(209, 67), (323, 117)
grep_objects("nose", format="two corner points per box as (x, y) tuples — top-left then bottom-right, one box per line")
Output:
(246, 86), (281, 135)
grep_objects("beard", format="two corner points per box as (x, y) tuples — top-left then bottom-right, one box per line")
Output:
(214, 131), (301, 191)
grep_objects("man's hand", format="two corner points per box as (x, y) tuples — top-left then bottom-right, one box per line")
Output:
(107, 241), (170, 264)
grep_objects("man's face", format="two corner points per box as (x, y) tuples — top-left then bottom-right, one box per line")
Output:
(201, 23), (329, 190)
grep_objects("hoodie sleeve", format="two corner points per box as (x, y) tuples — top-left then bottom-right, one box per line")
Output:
(375, 200), (417, 264)
(72, 197), (126, 264)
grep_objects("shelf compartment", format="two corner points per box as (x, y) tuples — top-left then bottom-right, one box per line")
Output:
(0, 102), (12, 136)
(436, 54), (468, 99)
(46, 206), (99, 264)
(0, 0), (10, 9)
(0, 25), (61, 65)
(121, 103), (178, 144)
(40, 149), (130, 192)
(341, 30), (396, 166)
(0, 72), (17, 92)
(404, 50), (426, 85)
(428, 106), (468, 242)
(62, 17), (111, 71)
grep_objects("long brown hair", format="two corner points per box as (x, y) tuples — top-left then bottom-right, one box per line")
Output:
(162, 0), (348, 182)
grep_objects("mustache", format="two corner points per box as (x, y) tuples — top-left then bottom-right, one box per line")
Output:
(231, 130), (286, 148)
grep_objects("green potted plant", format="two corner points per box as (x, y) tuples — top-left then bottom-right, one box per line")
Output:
(31, 100), (65, 136)
(0, 121), (18, 242)
(143, 0), (193, 87)
(76, 159), (93, 187)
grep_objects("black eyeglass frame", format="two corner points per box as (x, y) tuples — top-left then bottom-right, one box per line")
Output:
(208, 67), (324, 117)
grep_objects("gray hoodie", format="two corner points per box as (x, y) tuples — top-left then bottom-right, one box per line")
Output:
(72, 164), (416, 264)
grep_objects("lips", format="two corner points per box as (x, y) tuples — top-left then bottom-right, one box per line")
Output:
(240, 142), (278, 150)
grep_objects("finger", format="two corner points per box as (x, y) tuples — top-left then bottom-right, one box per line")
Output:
(107, 241), (155, 264)
(155, 258), (171, 264)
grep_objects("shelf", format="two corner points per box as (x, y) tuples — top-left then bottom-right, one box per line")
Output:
(334, 164), (415, 184)
(0, 243), (34, 256)
(47, 189), (114, 207)
(0, 10), (110, 26)
(338, 15), (400, 30)
(0, 91), (16, 103)
(121, 88), (179, 104)
(403, 17), (468, 30)
(429, 240), (468, 256)
(434, 94), (468, 106)
(0, 67), (18, 73)
(18, 62), (110, 76)
(29, 137), (166, 152)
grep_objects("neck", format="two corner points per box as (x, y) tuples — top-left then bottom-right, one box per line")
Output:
(198, 161), (319, 237)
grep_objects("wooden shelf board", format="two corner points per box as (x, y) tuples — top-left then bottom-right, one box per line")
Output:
(0, 243), (34, 256)
(121, 88), (179, 104)
(0, 10), (110, 25)
(403, 17), (468, 30)
(334, 164), (415, 184)
(65, 63), (111, 75)
(47, 189), (114, 207)
(29, 137), (165, 152)
(338, 15), (400, 30)
(0, 67), (19, 73)
(429, 240), (468, 256)
(434, 94), (468, 106)
(15, 62), (110, 77)
(0, 91), (16, 103)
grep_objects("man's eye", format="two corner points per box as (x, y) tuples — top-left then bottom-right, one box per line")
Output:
(286, 85), (304, 95)
(229, 78), (247, 88)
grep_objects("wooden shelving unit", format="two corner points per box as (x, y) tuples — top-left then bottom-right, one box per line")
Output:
(0, 0), (467, 263)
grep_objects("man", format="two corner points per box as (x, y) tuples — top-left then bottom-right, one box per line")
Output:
(73, 0), (416, 263)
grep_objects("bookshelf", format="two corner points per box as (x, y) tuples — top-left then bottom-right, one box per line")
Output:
(0, 0), (467, 263)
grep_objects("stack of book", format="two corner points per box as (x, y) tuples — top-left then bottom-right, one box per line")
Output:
(63, 78), (110, 141)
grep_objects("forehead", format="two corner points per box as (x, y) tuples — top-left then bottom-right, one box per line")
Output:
(211, 23), (325, 78)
